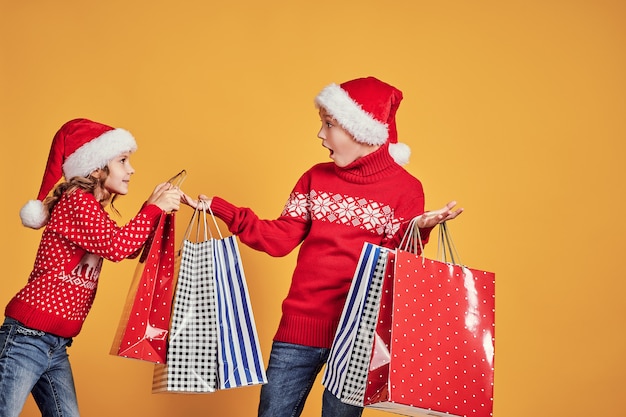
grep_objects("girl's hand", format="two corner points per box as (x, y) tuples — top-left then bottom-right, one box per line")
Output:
(416, 200), (463, 229)
(181, 193), (212, 210)
(147, 182), (183, 212)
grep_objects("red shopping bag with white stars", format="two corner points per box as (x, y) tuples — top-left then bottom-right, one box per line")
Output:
(110, 171), (184, 364)
(364, 222), (495, 417)
(110, 212), (177, 364)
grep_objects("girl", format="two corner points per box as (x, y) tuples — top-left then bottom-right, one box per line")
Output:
(0, 118), (183, 417)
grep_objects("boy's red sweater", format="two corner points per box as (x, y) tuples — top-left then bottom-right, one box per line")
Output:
(5, 190), (163, 338)
(210, 145), (430, 348)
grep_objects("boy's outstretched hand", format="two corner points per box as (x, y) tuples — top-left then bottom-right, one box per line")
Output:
(181, 193), (212, 210)
(416, 201), (463, 229)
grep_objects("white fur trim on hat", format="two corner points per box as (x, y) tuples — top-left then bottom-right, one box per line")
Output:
(20, 199), (50, 229)
(389, 142), (411, 165)
(63, 128), (137, 179)
(315, 83), (388, 146)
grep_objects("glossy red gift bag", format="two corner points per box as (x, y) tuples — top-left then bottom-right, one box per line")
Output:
(365, 223), (495, 417)
(110, 212), (177, 364)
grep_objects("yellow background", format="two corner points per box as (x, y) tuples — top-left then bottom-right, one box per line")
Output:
(1, 1), (625, 416)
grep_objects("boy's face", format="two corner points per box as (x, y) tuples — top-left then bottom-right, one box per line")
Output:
(317, 108), (380, 167)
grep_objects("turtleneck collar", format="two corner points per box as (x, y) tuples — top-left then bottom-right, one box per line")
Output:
(334, 144), (403, 184)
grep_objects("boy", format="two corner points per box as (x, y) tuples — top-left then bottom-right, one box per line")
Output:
(186, 76), (461, 417)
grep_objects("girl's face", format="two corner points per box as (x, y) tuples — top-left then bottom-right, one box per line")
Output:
(103, 152), (135, 195)
(317, 108), (379, 167)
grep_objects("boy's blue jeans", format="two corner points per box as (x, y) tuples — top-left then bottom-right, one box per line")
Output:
(0, 317), (79, 417)
(258, 341), (363, 417)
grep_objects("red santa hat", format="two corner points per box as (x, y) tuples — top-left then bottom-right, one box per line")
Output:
(20, 118), (137, 229)
(314, 76), (410, 165)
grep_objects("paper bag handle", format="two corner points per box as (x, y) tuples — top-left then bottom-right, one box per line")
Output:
(399, 216), (424, 255)
(182, 203), (224, 243)
(437, 221), (462, 265)
(166, 169), (222, 243)
(399, 217), (463, 266)
(167, 169), (187, 188)
(182, 205), (209, 242)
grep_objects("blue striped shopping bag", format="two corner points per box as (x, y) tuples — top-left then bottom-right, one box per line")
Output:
(152, 207), (266, 393)
(213, 233), (267, 389)
(322, 242), (391, 404)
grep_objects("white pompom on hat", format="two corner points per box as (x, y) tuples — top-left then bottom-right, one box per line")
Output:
(20, 118), (137, 229)
(314, 76), (410, 165)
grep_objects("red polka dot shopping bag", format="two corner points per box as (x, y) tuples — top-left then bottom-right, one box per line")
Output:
(324, 218), (495, 417)
(365, 221), (495, 417)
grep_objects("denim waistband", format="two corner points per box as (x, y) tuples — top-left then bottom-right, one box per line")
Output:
(3, 316), (47, 336)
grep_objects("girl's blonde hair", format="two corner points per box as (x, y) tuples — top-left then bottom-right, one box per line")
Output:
(42, 167), (120, 216)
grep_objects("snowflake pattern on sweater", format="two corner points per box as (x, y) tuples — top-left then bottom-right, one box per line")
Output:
(211, 145), (428, 348)
(282, 190), (400, 238)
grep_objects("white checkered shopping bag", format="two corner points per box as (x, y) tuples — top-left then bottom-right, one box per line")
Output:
(152, 207), (267, 393)
(153, 209), (219, 393)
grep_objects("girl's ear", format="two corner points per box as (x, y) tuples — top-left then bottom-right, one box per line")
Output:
(91, 168), (104, 179)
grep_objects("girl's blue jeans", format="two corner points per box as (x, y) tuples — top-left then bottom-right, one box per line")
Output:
(258, 341), (363, 417)
(0, 317), (79, 417)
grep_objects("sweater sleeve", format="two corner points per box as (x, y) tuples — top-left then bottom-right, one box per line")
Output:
(385, 184), (432, 252)
(48, 190), (164, 262)
(210, 196), (309, 257)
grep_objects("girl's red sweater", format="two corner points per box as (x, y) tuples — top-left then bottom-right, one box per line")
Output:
(210, 145), (430, 348)
(5, 189), (163, 338)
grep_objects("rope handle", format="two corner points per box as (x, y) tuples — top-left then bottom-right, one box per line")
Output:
(181, 201), (224, 243)
(167, 169), (224, 243)
(399, 216), (424, 255)
(167, 169), (187, 188)
(206, 203), (223, 239)
(399, 216), (462, 266)
(437, 221), (462, 265)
